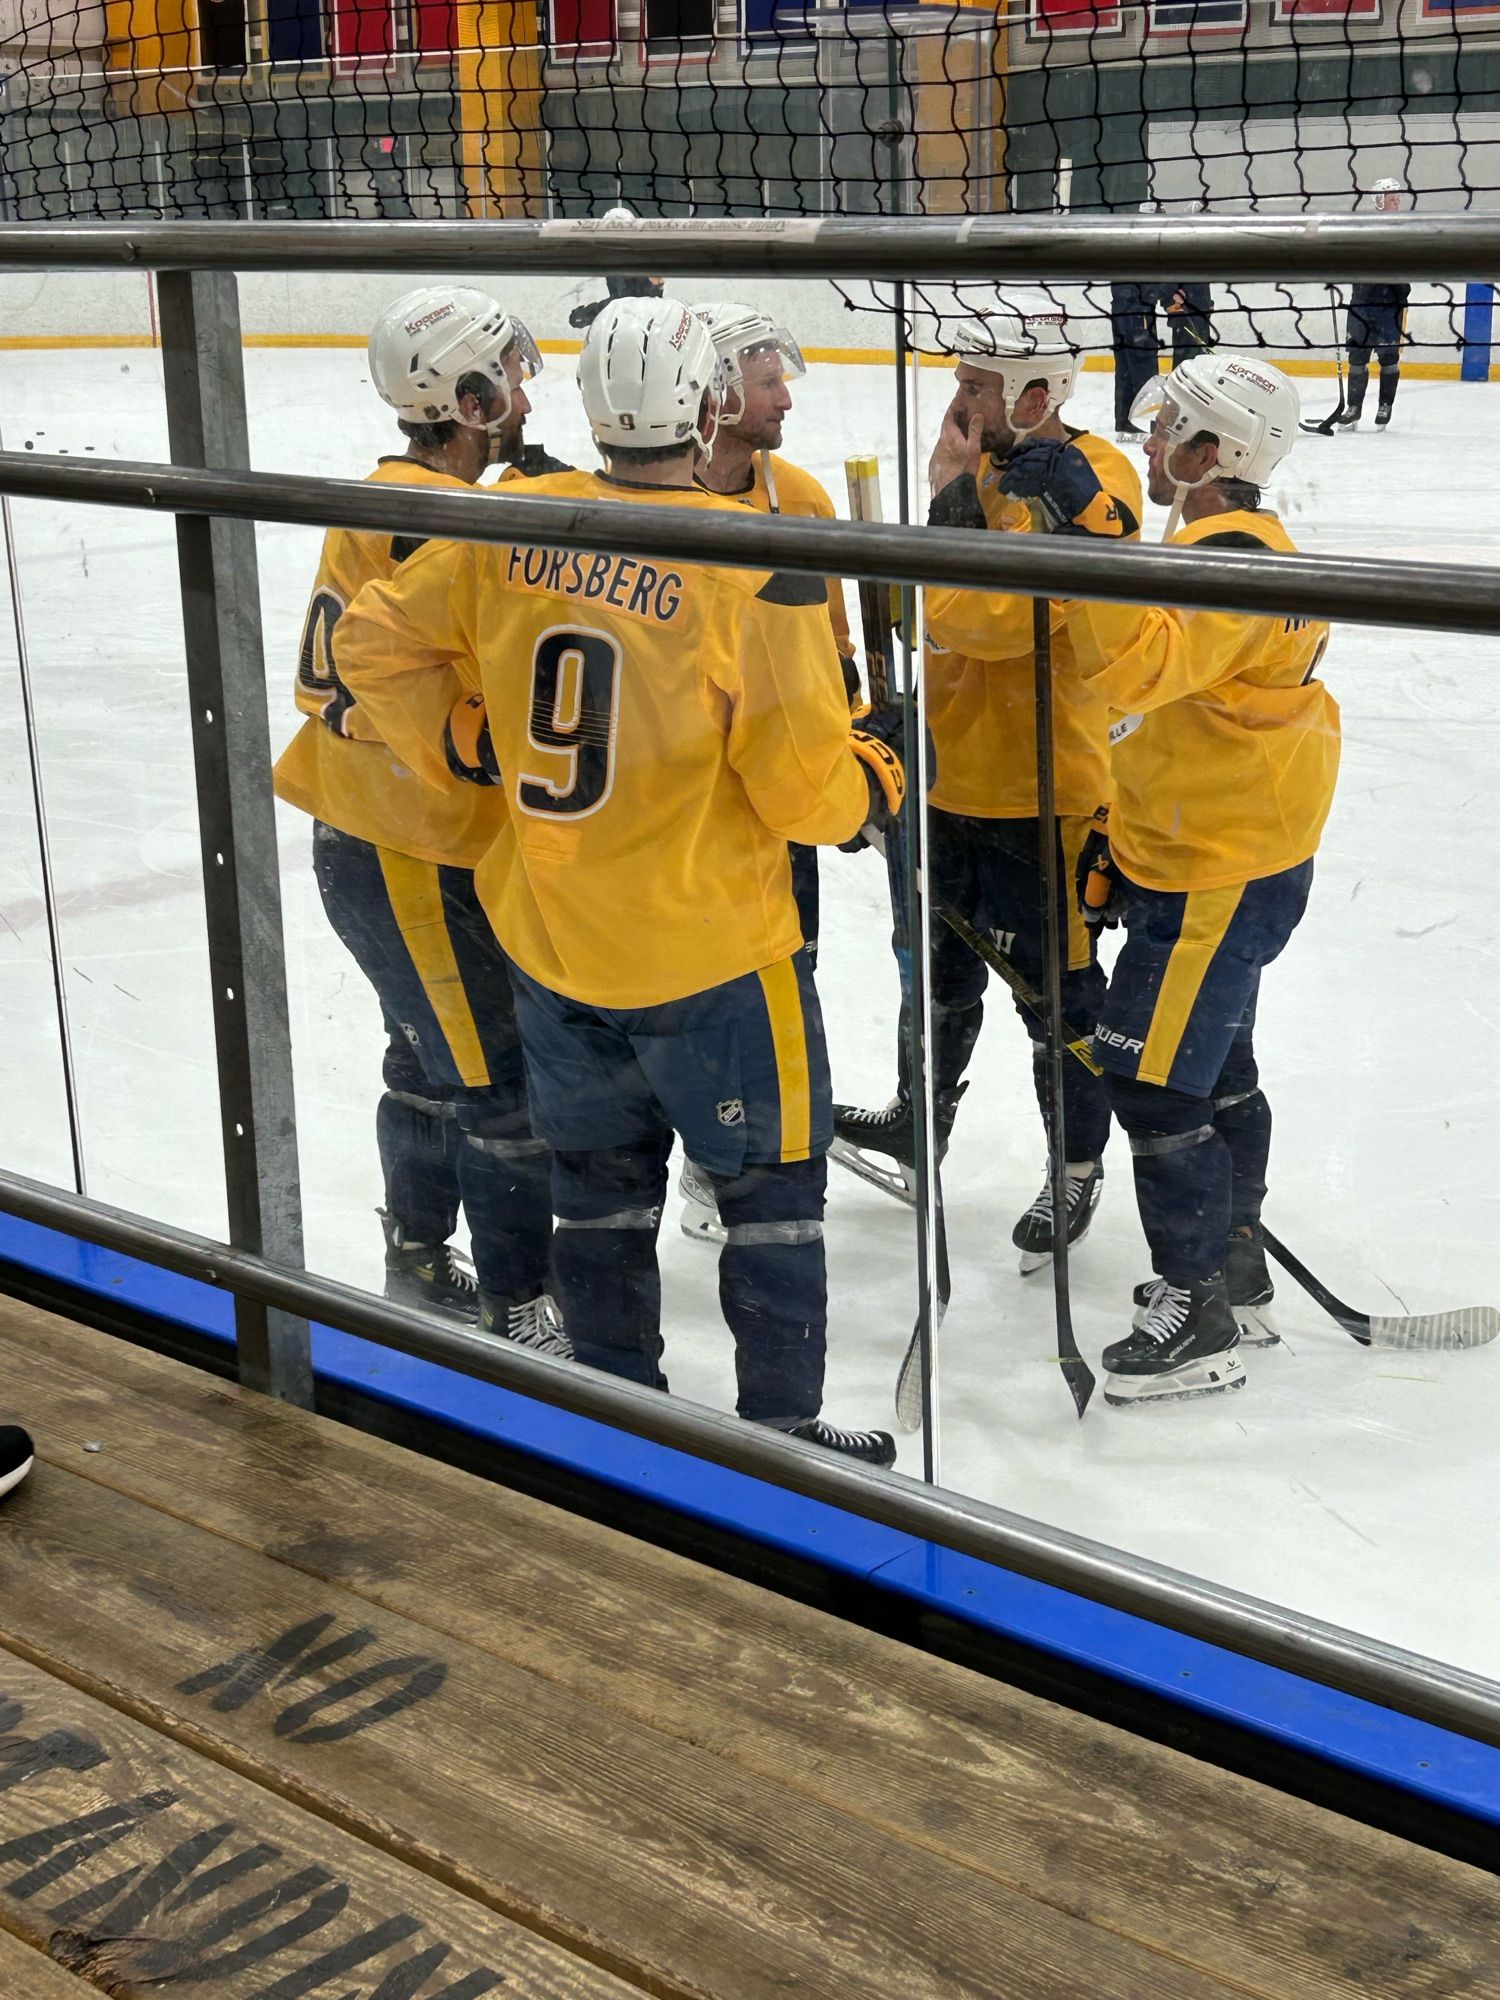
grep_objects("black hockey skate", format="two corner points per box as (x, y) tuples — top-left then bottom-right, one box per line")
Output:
(786, 1417), (898, 1468)
(1331, 407), (1361, 429)
(828, 1084), (965, 1205)
(1012, 1161), (1103, 1276)
(1105, 1277), (1244, 1407)
(479, 1292), (572, 1358)
(1374, 402), (1393, 429)
(381, 1211), (479, 1322)
(1132, 1223), (1278, 1347)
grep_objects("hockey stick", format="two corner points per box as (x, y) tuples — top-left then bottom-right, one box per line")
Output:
(1028, 505), (1095, 1419)
(846, 452), (951, 1435)
(942, 916), (1497, 1355)
(1301, 286), (1348, 434)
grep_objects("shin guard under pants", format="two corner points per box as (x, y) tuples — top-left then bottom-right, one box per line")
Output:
(1026, 964), (1112, 1162)
(377, 1093), (460, 1247)
(711, 1157), (828, 1425)
(551, 1140), (669, 1390)
(1108, 1074), (1232, 1285)
(454, 1084), (553, 1307)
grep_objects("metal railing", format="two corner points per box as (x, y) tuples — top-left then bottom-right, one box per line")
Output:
(0, 216), (1493, 1746)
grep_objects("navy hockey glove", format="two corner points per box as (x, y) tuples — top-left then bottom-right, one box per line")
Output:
(1074, 805), (1124, 930)
(444, 693), (501, 787)
(998, 440), (1128, 539)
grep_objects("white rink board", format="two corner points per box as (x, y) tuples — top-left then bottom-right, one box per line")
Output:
(0, 341), (1497, 1683)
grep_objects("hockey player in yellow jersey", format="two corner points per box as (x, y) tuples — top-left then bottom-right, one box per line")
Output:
(676, 301), (859, 1248)
(272, 286), (566, 1353)
(1052, 353), (1340, 1405)
(832, 292), (1143, 1275)
(333, 296), (903, 1466)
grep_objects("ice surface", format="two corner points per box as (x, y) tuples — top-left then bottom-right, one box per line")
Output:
(0, 340), (1496, 1677)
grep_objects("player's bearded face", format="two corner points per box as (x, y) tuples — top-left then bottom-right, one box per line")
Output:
(952, 366), (1013, 458)
(731, 352), (792, 449)
(486, 353), (532, 464)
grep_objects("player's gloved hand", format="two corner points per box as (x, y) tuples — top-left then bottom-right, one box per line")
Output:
(444, 693), (501, 787)
(841, 706), (936, 853)
(998, 440), (1126, 539)
(1075, 805), (1125, 929)
(839, 653), (863, 710)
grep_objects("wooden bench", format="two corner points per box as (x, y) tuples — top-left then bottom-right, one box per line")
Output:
(1, 1297), (1497, 1999)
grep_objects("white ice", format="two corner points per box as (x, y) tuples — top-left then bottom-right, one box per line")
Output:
(0, 338), (1496, 1680)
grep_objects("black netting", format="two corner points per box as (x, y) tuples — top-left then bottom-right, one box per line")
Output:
(0, 0), (1489, 351)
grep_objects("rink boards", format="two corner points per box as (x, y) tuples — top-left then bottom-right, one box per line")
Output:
(2, 1287), (1500, 1999)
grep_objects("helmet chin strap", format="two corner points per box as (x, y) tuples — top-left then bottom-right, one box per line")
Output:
(1161, 442), (1222, 541)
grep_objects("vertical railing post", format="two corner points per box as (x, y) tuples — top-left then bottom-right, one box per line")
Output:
(157, 266), (314, 1408)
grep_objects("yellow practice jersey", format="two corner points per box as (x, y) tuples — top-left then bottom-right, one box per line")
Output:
(923, 430), (1143, 820)
(704, 453), (854, 662)
(272, 458), (505, 870)
(332, 469), (869, 1009)
(1074, 510), (1340, 893)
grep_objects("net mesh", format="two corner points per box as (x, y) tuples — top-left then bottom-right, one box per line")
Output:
(0, 0), (1491, 357)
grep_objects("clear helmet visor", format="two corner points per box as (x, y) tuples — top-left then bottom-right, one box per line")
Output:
(466, 318), (544, 434)
(1128, 374), (1188, 441)
(720, 328), (806, 423)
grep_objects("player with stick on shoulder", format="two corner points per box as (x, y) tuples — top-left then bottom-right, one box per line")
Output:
(273, 287), (567, 1354)
(333, 296), (904, 1466)
(674, 302), (862, 1247)
(833, 291), (1142, 1276)
(1040, 353), (1340, 1404)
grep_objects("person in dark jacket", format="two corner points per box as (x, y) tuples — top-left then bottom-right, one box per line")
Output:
(568, 207), (665, 331)
(1335, 180), (1409, 429)
(1160, 283), (1215, 365)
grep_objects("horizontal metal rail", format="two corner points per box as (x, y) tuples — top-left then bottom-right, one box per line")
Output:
(2, 1161), (1498, 1750)
(1, 450), (1498, 638)
(0, 215), (1495, 283)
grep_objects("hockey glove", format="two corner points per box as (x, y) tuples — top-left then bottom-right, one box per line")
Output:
(1075, 805), (1124, 930)
(998, 440), (1128, 539)
(444, 693), (501, 787)
(842, 707), (936, 853)
(840, 653), (863, 710)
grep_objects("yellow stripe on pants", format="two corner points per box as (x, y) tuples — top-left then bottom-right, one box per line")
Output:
(376, 847), (490, 1088)
(1137, 884), (1245, 1087)
(757, 958), (812, 1163)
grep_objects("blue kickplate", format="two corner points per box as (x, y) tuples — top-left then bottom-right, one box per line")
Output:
(2, 1206), (1497, 1833)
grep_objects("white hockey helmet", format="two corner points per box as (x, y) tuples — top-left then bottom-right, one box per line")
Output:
(601, 204), (636, 224)
(1131, 351), (1300, 489)
(693, 302), (806, 424)
(1370, 176), (1405, 211)
(369, 286), (541, 430)
(578, 296), (724, 454)
(948, 288), (1080, 434)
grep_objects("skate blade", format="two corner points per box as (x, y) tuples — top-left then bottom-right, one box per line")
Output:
(679, 1208), (726, 1247)
(828, 1136), (917, 1206)
(1234, 1300), (1280, 1347)
(1015, 1208), (1098, 1278)
(1104, 1348), (1245, 1407)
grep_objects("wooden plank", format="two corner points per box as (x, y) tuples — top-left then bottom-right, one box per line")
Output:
(0, 1919), (100, 1998)
(3, 1302), (1498, 2000)
(0, 1450), (1244, 2000)
(0, 1650), (641, 2000)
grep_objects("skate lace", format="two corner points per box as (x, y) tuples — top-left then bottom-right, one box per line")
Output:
(505, 1295), (569, 1355)
(435, 1246), (478, 1300)
(1024, 1168), (1091, 1226)
(1140, 1283), (1192, 1346)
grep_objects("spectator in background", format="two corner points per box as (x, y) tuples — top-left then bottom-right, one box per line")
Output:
(568, 207), (665, 330)
(1159, 202), (1215, 367)
(1111, 200), (1163, 440)
(1334, 179), (1410, 430)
